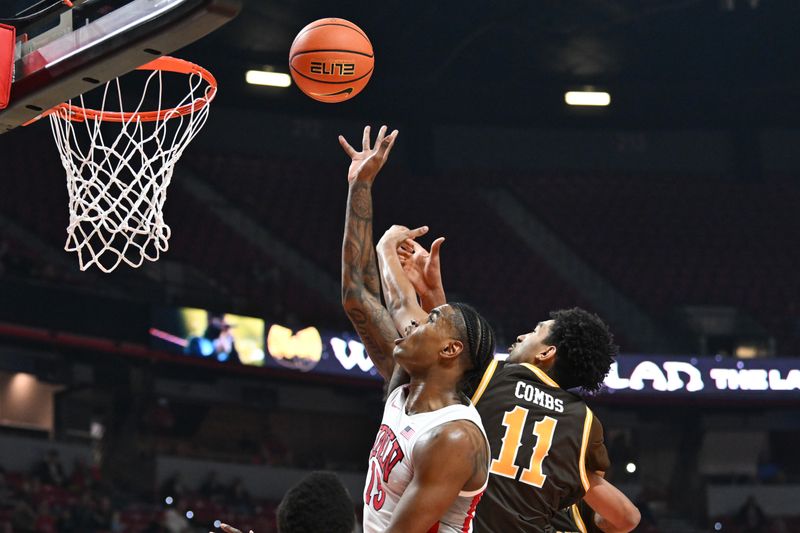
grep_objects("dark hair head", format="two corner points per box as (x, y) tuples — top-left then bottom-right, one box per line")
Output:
(449, 302), (496, 398)
(277, 471), (355, 533)
(546, 307), (618, 393)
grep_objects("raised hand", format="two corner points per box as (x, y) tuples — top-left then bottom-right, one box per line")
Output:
(377, 224), (430, 251)
(338, 125), (399, 184)
(340, 125), (403, 382)
(397, 237), (446, 312)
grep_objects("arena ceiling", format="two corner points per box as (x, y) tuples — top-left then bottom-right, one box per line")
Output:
(7, 0), (800, 127)
(173, 0), (800, 128)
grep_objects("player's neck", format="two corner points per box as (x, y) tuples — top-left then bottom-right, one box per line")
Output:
(404, 378), (463, 415)
(518, 359), (567, 389)
(519, 357), (555, 375)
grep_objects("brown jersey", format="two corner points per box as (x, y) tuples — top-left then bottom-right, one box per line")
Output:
(471, 361), (609, 533)
(550, 500), (602, 533)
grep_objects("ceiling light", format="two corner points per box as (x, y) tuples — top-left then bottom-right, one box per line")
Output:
(246, 70), (292, 88)
(565, 91), (610, 107)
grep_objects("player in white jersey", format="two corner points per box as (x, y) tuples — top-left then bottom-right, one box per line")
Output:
(340, 125), (496, 533)
(363, 372), (489, 533)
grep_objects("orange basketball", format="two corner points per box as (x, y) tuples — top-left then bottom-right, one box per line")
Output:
(289, 18), (374, 103)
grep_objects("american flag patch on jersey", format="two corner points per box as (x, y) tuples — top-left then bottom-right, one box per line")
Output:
(400, 425), (415, 439)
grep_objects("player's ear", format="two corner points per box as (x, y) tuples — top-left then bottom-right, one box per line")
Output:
(441, 339), (464, 361)
(538, 344), (556, 363)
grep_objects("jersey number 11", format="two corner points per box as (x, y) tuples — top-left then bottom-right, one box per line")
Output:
(490, 406), (558, 488)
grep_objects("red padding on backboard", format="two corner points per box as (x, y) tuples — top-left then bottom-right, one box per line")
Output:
(0, 24), (15, 110)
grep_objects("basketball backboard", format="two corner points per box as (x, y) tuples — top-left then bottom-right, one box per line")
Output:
(0, 0), (240, 134)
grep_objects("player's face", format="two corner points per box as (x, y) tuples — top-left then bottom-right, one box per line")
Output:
(393, 305), (461, 371)
(506, 320), (554, 364)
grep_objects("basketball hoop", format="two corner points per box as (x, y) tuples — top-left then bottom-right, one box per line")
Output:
(43, 56), (216, 273)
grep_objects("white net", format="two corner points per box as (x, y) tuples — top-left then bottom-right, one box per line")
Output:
(48, 62), (213, 273)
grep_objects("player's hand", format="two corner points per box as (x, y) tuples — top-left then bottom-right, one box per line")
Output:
(212, 524), (253, 533)
(338, 125), (398, 184)
(398, 237), (446, 307)
(377, 225), (429, 252)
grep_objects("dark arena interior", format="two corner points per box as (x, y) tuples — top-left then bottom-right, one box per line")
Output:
(0, 1), (799, 532)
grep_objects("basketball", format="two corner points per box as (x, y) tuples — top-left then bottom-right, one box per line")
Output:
(289, 18), (374, 103)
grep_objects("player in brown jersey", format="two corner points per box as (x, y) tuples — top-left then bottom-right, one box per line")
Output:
(376, 238), (640, 533)
(551, 500), (602, 533)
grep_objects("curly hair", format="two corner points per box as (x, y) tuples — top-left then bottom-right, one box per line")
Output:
(277, 471), (355, 533)
(449, 302), (496, 398)
(545, 307), (618, 393)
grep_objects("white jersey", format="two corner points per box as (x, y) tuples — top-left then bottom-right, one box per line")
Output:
(363, 385), (490, 533)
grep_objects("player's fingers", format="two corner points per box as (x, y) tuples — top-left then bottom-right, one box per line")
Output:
(379, 130), (399, 159)
(220, 524), (242, 533)
(338, 135), (357, 158)
(411, 239), (427, 253)
(407, 226), (429, 240)
(403, 239), (421, 256)
(375, 124), (388, 147)
(430, 237), (445, 259)
(362, 125), (371, 151)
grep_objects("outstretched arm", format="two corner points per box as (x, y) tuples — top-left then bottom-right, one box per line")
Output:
(341, 125), (401, 382)
(583, 472), (640, 533)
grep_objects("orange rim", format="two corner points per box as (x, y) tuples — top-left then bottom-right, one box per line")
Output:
(49, 56), (217, 123)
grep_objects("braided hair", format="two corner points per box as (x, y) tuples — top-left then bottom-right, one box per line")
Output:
(449, 302), (496, 398)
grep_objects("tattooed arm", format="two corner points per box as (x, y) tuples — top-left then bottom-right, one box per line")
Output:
(340, 125), (402, 382)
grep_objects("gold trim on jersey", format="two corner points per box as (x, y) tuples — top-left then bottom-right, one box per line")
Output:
(471, 359), (499, 405)
(520, 362), (561, 388)
(571, 503), (588, 533)
(578, 407), (594, 492)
